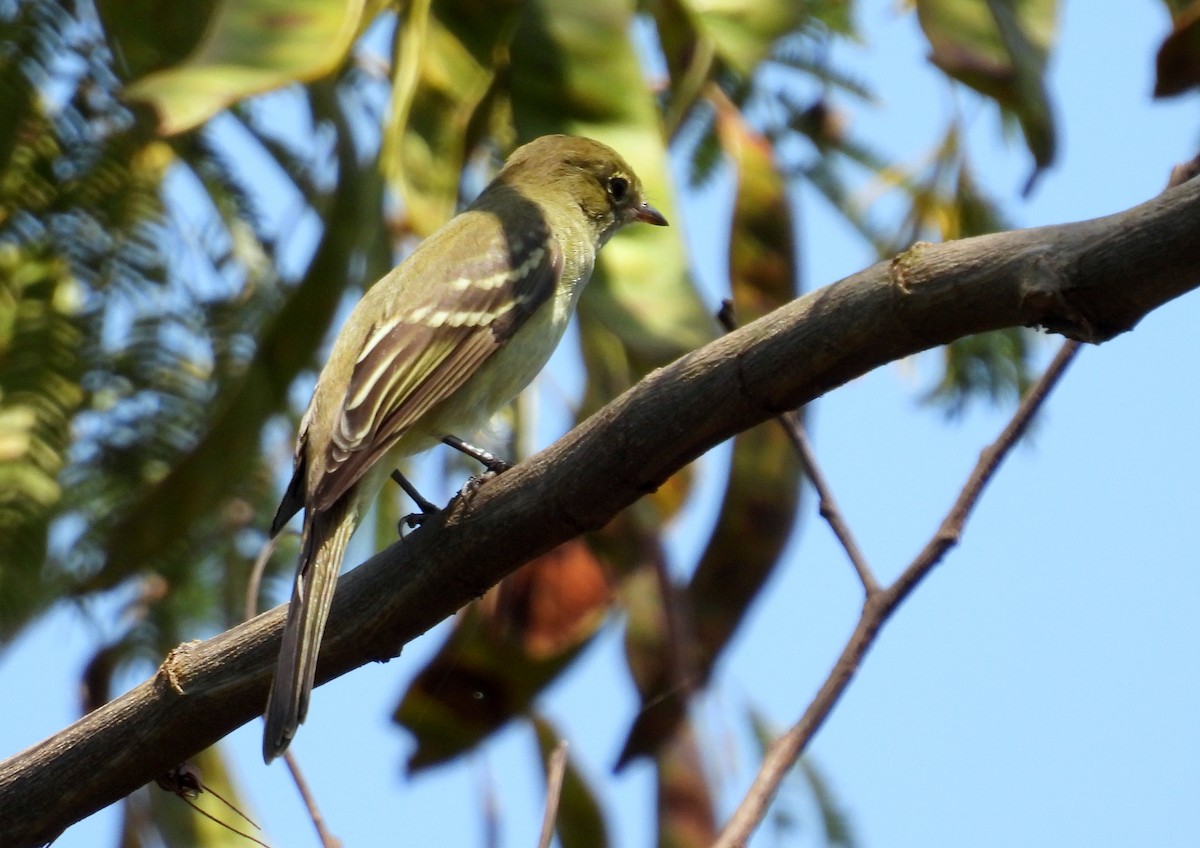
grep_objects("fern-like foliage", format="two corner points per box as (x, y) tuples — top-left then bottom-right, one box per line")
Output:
(0, 0), (292, 649)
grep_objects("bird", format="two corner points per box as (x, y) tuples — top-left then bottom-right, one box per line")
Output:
(262, 134), (668, 761)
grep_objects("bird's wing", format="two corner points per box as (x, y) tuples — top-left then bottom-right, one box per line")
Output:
(308, 227), (563, 511)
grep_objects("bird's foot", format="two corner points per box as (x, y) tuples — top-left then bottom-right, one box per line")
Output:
(391, 469), (440, 536)
(460, 468), (503, 501)
(442, 468), (506, 515)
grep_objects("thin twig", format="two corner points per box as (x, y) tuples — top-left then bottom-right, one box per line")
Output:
(537, 741), (569, 848)
(245, 534), (280, 623)
(713, 338), (1082, 847)
(246, 535), (342, 848)
(717, 301), (880, 594)
(893, 340), (1082, 599)
(283, 752), (342, 848)
(775, 411), (881, 594)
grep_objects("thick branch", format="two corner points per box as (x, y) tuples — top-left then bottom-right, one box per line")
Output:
(4, 177), (1200, 847)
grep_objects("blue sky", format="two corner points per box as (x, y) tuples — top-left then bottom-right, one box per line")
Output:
(3, 3), (1198, 847)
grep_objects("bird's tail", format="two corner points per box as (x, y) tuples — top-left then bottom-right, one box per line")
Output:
(262, 499), (356, 762)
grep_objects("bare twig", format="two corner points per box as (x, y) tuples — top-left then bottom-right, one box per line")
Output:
(537, 741), (569, 848)
(244, 534), (280, 623)
(717, 301), (880, 594)
(777, 412), (880, 594)
(246, 536), (342, 848)
(282, 752), (342, 848)
(894, 340), (1082, 598)
(714, 338), (1082, 847)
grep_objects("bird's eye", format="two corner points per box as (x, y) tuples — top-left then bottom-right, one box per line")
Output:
(608, 175), (629, 201)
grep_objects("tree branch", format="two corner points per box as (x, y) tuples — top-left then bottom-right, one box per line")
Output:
(4, 176), (1200, 848)
(712, 338), (1081, 847)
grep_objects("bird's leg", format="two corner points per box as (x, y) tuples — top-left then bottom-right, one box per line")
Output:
(442, 434), (514, 509)
(393, 437), (510, 532)
(391, 469), (440, 532)
(441, 435), (512, 474)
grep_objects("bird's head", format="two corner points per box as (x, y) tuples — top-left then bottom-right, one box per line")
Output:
(495, 134), (668, 245)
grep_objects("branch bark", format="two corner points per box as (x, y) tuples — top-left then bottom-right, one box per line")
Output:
(4, 176), (1200, 847)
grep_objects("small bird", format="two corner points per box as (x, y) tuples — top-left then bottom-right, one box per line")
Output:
(263, 134), (668, 761)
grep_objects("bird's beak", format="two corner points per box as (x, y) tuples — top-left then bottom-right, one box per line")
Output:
(634, 202), (669, 226)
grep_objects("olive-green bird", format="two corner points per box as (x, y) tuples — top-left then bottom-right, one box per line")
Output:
(263, 135), (668, 761)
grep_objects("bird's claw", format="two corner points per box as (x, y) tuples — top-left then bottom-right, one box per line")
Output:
(398, 509), (435, 536)
(460, 468), (502, 501)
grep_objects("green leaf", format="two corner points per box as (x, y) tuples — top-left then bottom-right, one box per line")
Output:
(95, 0), (217, 81)
(122, 0), (370, 135)
(651, 0), (803, 134)
(686, 0), (805, 76)
(916, 0), (1058, 189)
(924, 327), (1036, 416)
(748, 709), (858, 848)
(0, 248), (84, 639)
(385, 0), (524, 236)
(614, 563), (685, 770)
(0, 2), (195, 639)
(799, 758), (857, 848)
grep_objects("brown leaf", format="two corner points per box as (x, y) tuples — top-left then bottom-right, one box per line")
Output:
(1155, 2), (1200, 97)
(616, 109), (803, 769)
(484, 538), (611, 658)
(396, 540), (613, 771)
